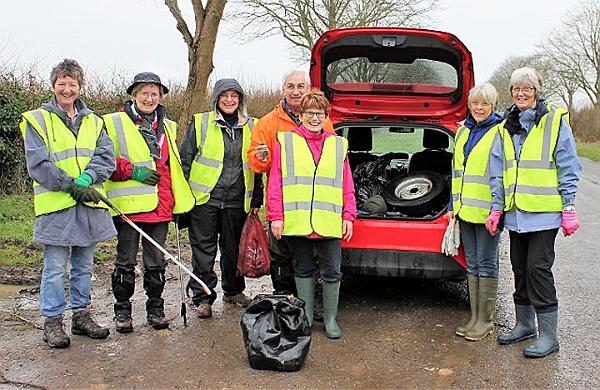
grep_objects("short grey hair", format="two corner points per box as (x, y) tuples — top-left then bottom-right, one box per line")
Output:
(468, 83), (499, 110)
(50, 59), (84, 88)
(281, 70), (310, 89)
(131, 83), (165, 98)
(510, 67), (543, 96)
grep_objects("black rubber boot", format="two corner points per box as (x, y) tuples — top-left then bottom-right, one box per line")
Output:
(43, 314), (70, 348)
(71, 308), (110, 339)
(523, 310), (559, 358)
(497, 304), (537, 345)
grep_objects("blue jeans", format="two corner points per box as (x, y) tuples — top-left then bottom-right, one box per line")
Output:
(40, 244), (95, 317)
(459, 220), (500, 278)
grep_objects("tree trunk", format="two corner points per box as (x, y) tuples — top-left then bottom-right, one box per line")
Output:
(172, 0), (227, 137)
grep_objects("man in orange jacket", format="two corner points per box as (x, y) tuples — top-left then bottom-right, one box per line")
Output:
(248, 70), (334, 296)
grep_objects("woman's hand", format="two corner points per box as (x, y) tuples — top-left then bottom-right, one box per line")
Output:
(250, 207), (260, 215)
(343, 220), (353, 242)
(271, 220), (284, 240)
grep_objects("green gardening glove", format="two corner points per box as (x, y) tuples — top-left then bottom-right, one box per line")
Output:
(131, 165), (160, 186)
(74, 172), (93, 188)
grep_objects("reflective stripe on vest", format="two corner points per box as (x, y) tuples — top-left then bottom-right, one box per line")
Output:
(502, 105), (566, 212)
(451, 125), (499, 223)
(279, 131), (347, 238)
(103, 112), (194, 215)
(20, 109), (109, 216)
(188, 112), (255, 212)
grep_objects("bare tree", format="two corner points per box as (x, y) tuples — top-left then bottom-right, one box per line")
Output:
(539, 0), (600, 108)
(230, 0), (439, 61)
(487, 55), (577, 112)
(165, 0), (227, 127)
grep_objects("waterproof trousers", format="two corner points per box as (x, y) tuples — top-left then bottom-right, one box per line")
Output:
(268, 229), (297, 295)
(508, 228), (559, 312)
(187, 203), (247, 306)
(112, 221), (168, 317)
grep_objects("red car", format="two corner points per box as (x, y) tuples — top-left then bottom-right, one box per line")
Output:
(310, 27), (472, 280)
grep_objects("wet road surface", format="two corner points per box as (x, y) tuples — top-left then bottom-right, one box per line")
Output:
(1, 158), (599, 388)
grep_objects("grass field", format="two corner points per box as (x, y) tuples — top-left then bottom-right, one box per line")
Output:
(0, 194), (40, 266)
(576, 141), (600, 162)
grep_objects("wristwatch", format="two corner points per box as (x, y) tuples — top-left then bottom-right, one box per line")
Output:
(563, 205), (575, 211)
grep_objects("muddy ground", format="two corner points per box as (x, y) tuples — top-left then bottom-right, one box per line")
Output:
(1, 158), (599, 389)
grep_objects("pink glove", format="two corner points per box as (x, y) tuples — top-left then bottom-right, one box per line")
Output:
(485, 210), (502, 236)
(561, 210), (580, 236)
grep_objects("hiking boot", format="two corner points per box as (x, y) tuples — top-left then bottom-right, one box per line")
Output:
(223, 293), (252, 308)
(196, 303), (213, 319)
(147, 313), (170, 330)
(43, 314), (70, 348)
(71, 309), (110, 339)
(114, 314), (133, 334)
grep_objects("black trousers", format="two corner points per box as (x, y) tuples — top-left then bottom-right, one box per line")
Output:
(268, 229), (297, 295)
(509, 228), (559, 313)
(187, 204), (246, 305)
(112, 221), (168, 314)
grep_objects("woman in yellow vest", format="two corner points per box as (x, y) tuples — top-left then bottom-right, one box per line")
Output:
(496, 67), (581, 358)
(179, 79), (263, 319)
(20, 59), (115, 348)
(446, 83), (504, 341)
(268, 90), (356, 339)
(103, 72), (194, 333)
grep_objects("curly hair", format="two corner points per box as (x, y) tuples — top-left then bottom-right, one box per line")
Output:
(50, 59), (84, 87)
(299, 89), (330, 114)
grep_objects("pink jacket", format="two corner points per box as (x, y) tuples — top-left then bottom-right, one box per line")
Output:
(267, 125), (357, 236)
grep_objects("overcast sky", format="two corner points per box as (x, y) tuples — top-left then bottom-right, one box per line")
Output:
(0, 0), (581, 90)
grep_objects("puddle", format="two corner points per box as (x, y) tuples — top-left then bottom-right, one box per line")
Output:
(0, 284), (32, 300)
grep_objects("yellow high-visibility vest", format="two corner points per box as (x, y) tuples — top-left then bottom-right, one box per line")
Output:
(188, 111), (255, 212)
(501, 104), (568, 212)
(103, 112), (194, 215)
(451, 125), (500, 223)
(20, 109), (109, 216)
(279, 131), (348, 238)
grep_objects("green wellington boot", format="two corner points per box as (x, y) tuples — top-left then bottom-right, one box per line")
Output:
(465, 277), (498, 341)
(455, 274), (478, 337)
(322, 281), (342, 339)
(295, 277), (315, 326)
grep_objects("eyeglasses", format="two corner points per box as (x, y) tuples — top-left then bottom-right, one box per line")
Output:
(303, 111), (326, 119)
(511, 86), (536, 95)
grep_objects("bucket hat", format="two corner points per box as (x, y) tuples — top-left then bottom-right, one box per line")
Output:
(126, 72), (169, 95)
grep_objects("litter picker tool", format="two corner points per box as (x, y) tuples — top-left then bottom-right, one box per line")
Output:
(93, 189), (211, 296)
(175, 219), (187, 326)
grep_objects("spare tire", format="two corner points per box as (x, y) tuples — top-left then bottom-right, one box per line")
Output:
(382, 170), (448, 216)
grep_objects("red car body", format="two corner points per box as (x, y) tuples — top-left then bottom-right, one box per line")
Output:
(310, 27), (473, 279)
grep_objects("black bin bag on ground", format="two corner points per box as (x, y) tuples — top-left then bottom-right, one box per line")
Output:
(240, 294), (311, 371)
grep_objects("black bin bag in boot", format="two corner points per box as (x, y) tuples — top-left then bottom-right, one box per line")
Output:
(240, 294), (311, 371)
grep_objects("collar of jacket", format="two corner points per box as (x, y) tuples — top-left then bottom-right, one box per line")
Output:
(464, 112), (502, 132)
(281, 98), (301, 126)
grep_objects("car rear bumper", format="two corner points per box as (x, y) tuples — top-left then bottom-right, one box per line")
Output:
(342, 248), (466, 280)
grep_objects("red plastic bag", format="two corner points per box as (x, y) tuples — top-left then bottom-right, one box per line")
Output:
(237, 213), (271, 278)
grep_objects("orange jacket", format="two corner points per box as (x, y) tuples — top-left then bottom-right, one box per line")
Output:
(247, 101), (334, 174)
